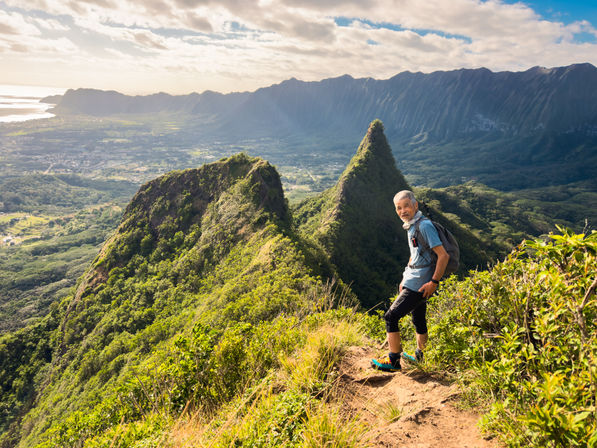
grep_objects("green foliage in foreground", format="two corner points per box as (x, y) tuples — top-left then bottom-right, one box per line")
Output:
(22, 311), (372, 448)
(174, 317), (371, 448)
(427, 229), (597, 447)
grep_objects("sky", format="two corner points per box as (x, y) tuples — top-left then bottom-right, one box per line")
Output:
(1, 0), (596, 95)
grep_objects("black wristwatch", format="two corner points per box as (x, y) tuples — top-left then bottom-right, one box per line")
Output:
(431, 278), (440, 285)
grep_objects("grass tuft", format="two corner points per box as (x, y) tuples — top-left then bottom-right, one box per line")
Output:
(300, 403), (371, 448)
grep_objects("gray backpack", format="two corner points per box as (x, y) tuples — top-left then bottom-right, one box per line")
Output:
(414, 219), (460, 276)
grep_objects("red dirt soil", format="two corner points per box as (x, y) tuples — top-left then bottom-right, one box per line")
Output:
(336, 346), (503, 448)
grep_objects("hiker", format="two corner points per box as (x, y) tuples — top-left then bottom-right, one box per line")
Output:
(371, 190), (449, 372)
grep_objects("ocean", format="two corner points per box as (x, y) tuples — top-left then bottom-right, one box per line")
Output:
(0, 85), (67, 123)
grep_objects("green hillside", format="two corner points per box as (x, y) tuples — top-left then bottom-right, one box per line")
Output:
(0, 175), (137, 214)
(415, 181), (597, 249)
(1, 121), (595, 448)
(0, 153), (355, 447)
(294, 120), (501, 309)
(0, 175), (137, 333)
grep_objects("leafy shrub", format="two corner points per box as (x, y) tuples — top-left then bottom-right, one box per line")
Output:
(428, 229), (597, 447)
(214, 390), (312, 448)
(166, 316), (371, 448)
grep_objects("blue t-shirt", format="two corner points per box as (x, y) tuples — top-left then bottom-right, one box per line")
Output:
(401, 217), (442, 292)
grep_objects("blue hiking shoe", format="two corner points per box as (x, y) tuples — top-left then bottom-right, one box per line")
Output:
(371, 355), (401, 372)
(401, 349), (424, 364)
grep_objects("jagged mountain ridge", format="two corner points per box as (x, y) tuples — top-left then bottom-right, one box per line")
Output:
(49, 89), (249, 116)
(219, 63), (597, 140)
(50, 63), (597, 140)
(47, 63), (597, 190)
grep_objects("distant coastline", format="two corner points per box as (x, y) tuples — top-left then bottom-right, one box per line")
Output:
(0, 85), (66, 123)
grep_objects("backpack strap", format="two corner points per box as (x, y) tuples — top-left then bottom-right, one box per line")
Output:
(408, 218), (435, 269)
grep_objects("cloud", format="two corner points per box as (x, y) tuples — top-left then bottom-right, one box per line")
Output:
(256, 12), (337, 42)
(1, 34), (78, 54)
(1, 0), (596, 94)
(129, 29), (168, 50)
(0, 22), (18, 34)
(34, 17), (71, 31)
(185, 13), (213, 32)
(0, 9), (41, 36)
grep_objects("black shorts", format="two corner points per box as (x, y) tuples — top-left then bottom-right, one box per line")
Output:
(384, 287), (428, 334)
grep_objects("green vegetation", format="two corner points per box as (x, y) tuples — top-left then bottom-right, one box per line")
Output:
(395, 132), (597, 191)
(0, 153), (358, 447)
(0, 174), (137, 213)
(426, 229), (596, 447)
(1, 120), (595, 448)
(169, 318), (372, 448)
(0, 205), (120, 332)
(416, 180), (596, 249)
(0, 174), (136, 332)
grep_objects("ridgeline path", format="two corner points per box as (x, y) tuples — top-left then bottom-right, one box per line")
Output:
(337, 346), (502, 448)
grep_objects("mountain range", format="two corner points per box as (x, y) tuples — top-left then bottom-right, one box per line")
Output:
(47, 63), (597, 189)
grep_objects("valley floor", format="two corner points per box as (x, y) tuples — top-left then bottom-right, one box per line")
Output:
(338, 346), (501, 448)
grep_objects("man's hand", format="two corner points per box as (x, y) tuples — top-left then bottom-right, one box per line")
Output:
(419, 281), (438, 298)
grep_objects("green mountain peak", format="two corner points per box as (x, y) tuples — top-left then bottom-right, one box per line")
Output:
(53, 153), (294, 372)
(337, 119), (409, 196)
(294, 119), (411, 308)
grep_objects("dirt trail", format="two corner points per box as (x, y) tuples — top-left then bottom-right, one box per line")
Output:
(337, 346), (502, 448)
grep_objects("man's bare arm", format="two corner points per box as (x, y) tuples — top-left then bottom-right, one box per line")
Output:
(419, 245), (449, 298)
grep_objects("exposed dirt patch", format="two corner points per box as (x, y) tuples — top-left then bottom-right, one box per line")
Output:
(337, 346), (502, 448)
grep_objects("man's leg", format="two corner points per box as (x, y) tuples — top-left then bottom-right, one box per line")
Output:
(372, 288), (425, 371)
(388, 331), (402, 354)
(416, 332), (428, 351)
(410, 300), (428, 362)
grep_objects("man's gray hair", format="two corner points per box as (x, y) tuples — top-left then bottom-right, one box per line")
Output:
(393, 190), (417, 205)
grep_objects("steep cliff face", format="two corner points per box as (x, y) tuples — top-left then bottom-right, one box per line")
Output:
(51, 64), (597, 140)
(294, 120), (411, 308)
(294, 120), (498, 308)
(47, 64), (597, 190)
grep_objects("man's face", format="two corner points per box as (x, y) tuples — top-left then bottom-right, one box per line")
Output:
(394, 197), (418, 222)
